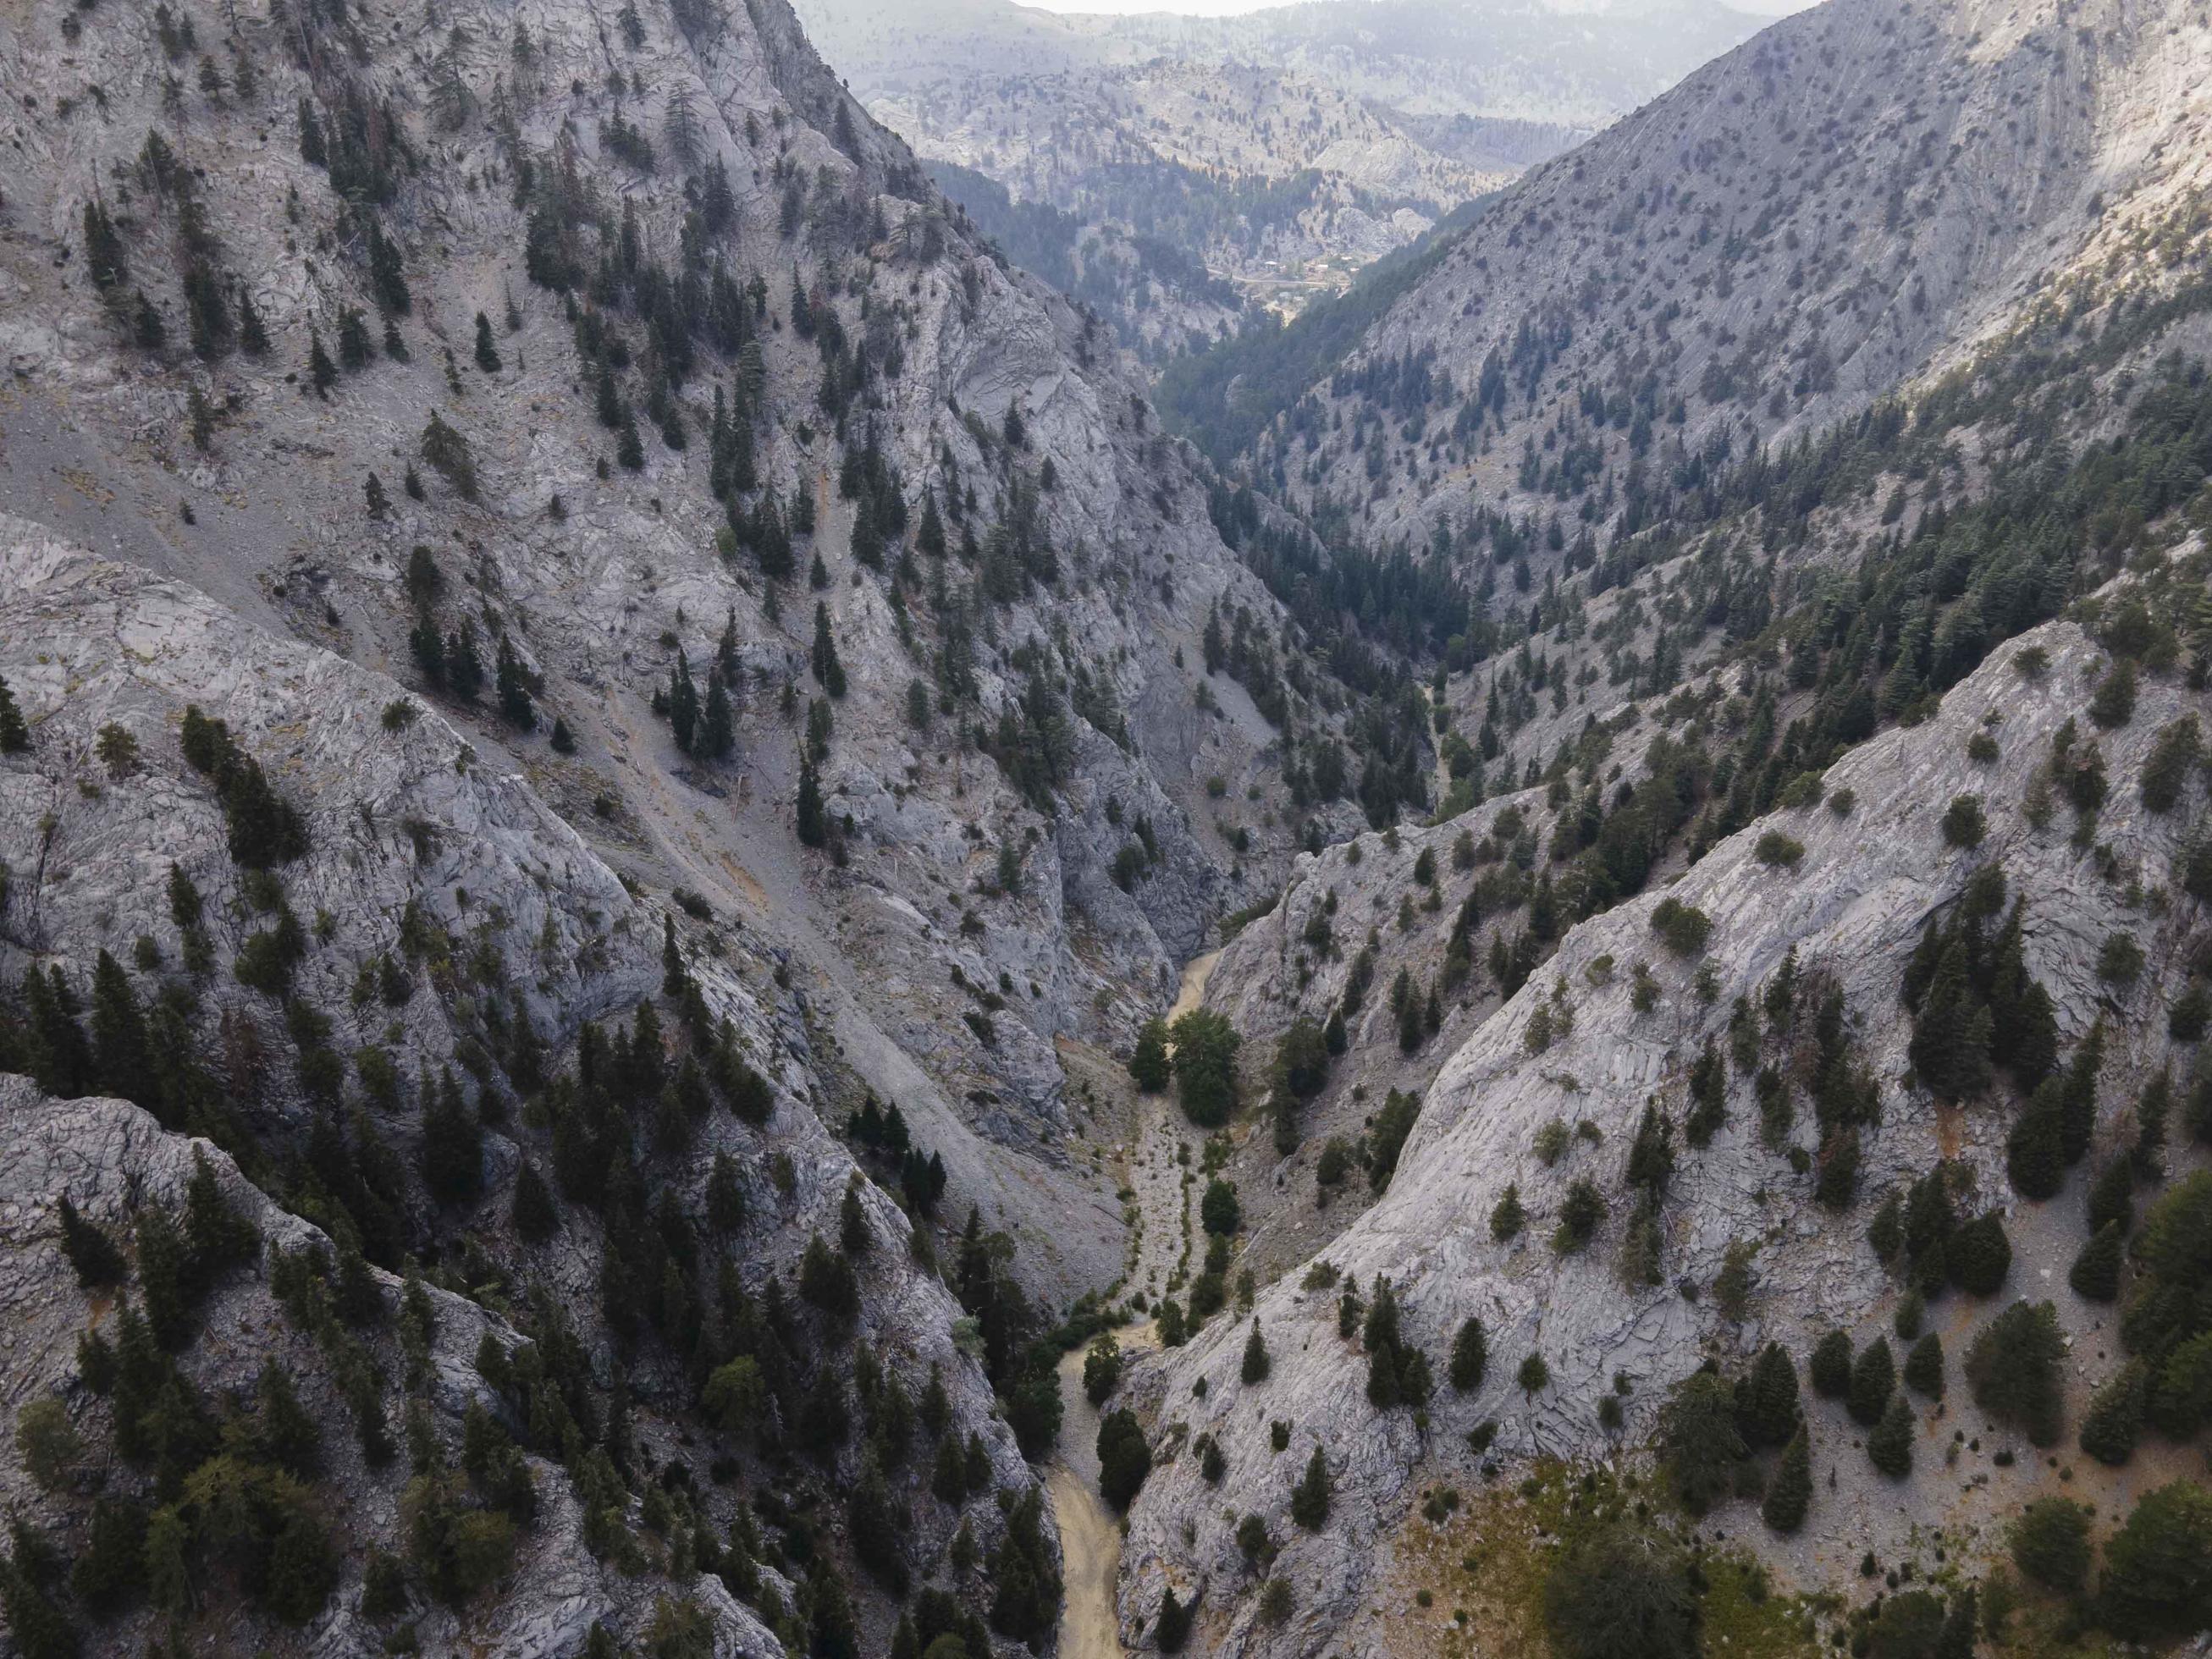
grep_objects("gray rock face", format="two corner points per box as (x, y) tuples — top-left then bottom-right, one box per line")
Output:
(0, 0), (1336, 1302)
(0, 527), (1040, 1646)
(0, 1076), (792, 1657)
(1119, 610), (2212, 1652)
(1268, 0), (2212, 554)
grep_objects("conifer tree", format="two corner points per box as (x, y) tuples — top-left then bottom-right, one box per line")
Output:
(698, 673), (734, 760)
(1241, 1321), (1271, 1386)
(1904, 1333), (1944, 1398)
(472, 311), (502, 372)
(90, 950), (155, 1107)
(2077, 1358), (2148, 1465)
(1449, 1317), (1487, 1393)
(812, 604), (847, 697)
(308, 325), (336, 395)
(511, 1159), (558, 1242)
(1289, 1444), (1331, 1529)
(2007, 1078), (2066, 1199)
(1762, 1424), (1812, 1533)
(1848, 1337), (1895, 1425)
(1127, 1019), (1170, 1092)
(617, 405), (644, 471)
(0, 671), (30, 752)
(1739, 1342), (1801, 1447)
(58, 1195), (126, 1288)
(2069, 1219), (2122, 1301)
(796, 755), (827, 847)
(1866, 1389), (1914, 1477)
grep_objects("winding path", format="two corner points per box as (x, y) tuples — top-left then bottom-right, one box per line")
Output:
(1048, 951), (1219, 1656)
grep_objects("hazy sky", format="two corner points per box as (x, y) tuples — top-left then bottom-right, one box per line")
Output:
(1020, 0), (1818, 14)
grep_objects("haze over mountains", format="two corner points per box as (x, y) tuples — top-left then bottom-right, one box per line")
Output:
(795, 0), (1768, 339)
(3, 0), (2212, 1654)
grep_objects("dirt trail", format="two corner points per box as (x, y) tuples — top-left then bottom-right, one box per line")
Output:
(1050, 1322), (1160, 1659)
(1050, 950), (1220, 1656)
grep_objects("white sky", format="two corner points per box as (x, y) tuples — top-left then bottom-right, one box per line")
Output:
(1018, 0), (1818, 14)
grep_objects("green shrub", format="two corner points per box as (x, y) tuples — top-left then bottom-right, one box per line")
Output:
(1542, 1526), (1700, 1659)
(2099, 1481), (2212, 1638)
(1753, 831), (1806, 868)
(1940, 795), (1986, 849)
(2010, 1496), (2092, 1593)
(1965, 1300), (2066, 1445)
(1649, 897), (1713, 956)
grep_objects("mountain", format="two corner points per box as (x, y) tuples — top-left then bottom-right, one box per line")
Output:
(0, 0), (1415, 1644)
(1102, 0), (2212, 1648)
(793, 0), (1766, 335)
(1235, 0), (2212, 550)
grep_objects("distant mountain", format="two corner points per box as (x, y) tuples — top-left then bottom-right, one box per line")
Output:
(794, 0), (1767, 345)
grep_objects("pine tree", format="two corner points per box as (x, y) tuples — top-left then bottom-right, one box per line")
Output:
(1490, 1184), (1526, 1242)
(2058, 1022), (2104, 1165)
(89, 949), (154, 1106)
(812, 604), (847, 697)
(616, 405), (644, 471)
(0, 671), (30, 752)
(2077, 1359), (2147, 1465)
(1127, 1019), (1170, 1092)
(511, 1160), (558, 1242)
(421, 1068), (483, 1204)
(667, 651), (698, 750)
(472, 311), (502, 372)
(1154, 1585), (1194, 1653)
(1289, 1445), (1331, 1529)
(1866, 1390), (1914, 1477)
(1848, 1337), (1895, 1426)
(1739, 1342), (1800, 1447)
(796, 756), (827, 847)
(1903, 1333), (1944, 1397)
(1762, 1424), (1812, 1532)
(1449, 1317), (1487, 1393)
(698, 673), (734, 760)
(2069, 1220), (2123, 1301)
(2007, 1078), (2067, 1199)
(494, 637), (535, 730)
(1911, 941), (1991, 1100)
(58, 1196), (126, 1287)
(308, 326), (337, 395)
(1241, 1321), (1271, 1386)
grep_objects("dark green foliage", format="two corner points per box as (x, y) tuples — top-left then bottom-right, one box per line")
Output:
(0, 672), (31, 753)
(1939, 794), (1985, 849)
(2071, 1219), (2124, 1302)
(0, 1518), (80, 1659)
(1097, 1408), (1151, 1511)
(1542, 1525), (1701, 1659)
(1365, 1089), (1420, 1193)
(1809, 1330), (1852, 1397)
(1946, 1211), (2011, 1296)
(1649, 897), (1712, 956)
(1449, 1317), (1487, 1393)
(2099, 1481), (2212, 1639)
(1866, 1390), (1914, 1478)
(421, 1068), (483, 1204)
(1127, 1019), (1169, 1092)
(2151, 1331), (2212, 1438)
(1491, 1183), (1526, 1241)
(1762, 1425), (1812, 1533)
(2078, 1358), (2149, 1465)
(1289, 1444), (1331, 1529)
(1737, 1342), (1800, 1448)
(986, 1489), (1060, 1647)
(1241, 1322), (1271, 1385)
(1965, 1300), (2066, 1445)
(58, 1195), (126, 1287)
(2010, 1497), (2093, 1594)
(1154, 1584), (1194, 1652)
(1168, 1009), (1240, 1128)
(1903, 1333), (1944, 1398)
(511, 1160), (559, 1242)
(1847, 1337), (1895, 1426)
(178, 706), (310, 868)
(2088, 659), (2137, 729)
(2008, 1078), (2067, 1199)
(1658, 1370), (1745, 1515)
(1200, 1178), (1242, 1236)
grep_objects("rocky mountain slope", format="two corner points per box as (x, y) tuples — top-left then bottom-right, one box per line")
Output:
(1121, 559), (2212, 1653)
(1243, 0), (2212, 552)
(794, 0), (1762, 329)
(0, 0), (1415, 1643)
